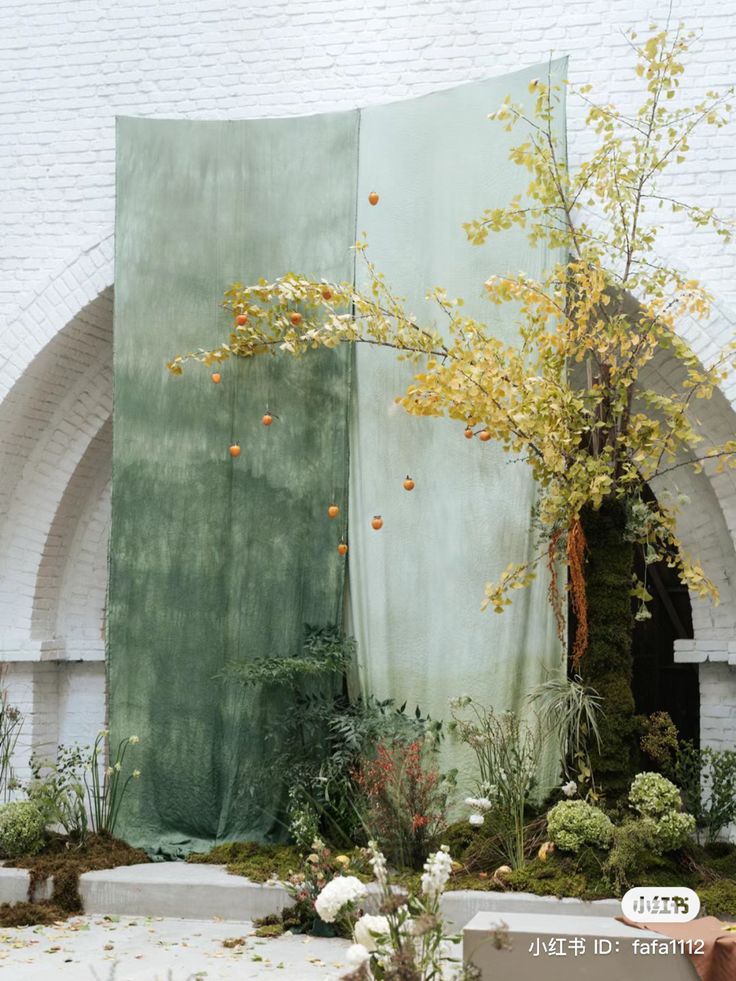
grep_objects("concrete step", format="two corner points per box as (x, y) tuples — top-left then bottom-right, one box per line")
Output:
(0, 862), (621, 926)
(464, 911), (699, 980)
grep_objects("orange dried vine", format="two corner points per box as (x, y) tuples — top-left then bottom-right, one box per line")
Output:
(547, 530), (566, 647)
(568, 519), (588, 669)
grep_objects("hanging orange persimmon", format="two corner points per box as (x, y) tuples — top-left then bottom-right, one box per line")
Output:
(211, 372), (222, 384)
(464, 427), (474, 439)
(229, 443), (241, 458)
(479, 429), (491, 442)
(262, 412), (273, 426)
(403, 476), (415, 491)
(371, 515), (383, 530)
(368, 191), (379, 206)
(290, 311), (303, 326)
(236, 314), (248, 326)
(328, 504), (340, 519)
(322, 288), (333, 301)
(338, 542), (348, 556)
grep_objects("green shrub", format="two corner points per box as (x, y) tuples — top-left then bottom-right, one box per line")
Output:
(547, 800), (614, 853)
(676, 742), (736, 844)
(605, 818), (657, 892)
(698, 879), (736, 918)
(653, 811), (695, 853)
(639, 712), (678, 779)
(0, 801), (46, 859)
(629, 772), (681, 818)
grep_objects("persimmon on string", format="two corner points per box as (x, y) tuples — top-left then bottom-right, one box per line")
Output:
(236, 314), (248, 326)
(229, 443), (241, 458)
(337, 542), (348, 556)
(479, 430), (491, 442)
(368, 191), (379, 206)
(464, 426), (474, 440)
(371, 515), (383, 530)
(262, 412), (273, 426)
(328, 504), (340, 519)
(211, 372), (221, 384)
(290, 311), (302, 326)
(403, 476), (415, 491)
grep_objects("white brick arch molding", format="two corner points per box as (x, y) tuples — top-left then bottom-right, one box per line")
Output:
(0, 248), (113, 779)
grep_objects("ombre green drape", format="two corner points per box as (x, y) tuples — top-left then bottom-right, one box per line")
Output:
(110, 115), (357, 854)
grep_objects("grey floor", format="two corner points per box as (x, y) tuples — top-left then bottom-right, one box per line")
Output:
(0, 916), (352, 980)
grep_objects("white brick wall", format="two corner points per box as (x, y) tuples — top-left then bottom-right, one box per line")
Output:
(1, 0), (735, 792)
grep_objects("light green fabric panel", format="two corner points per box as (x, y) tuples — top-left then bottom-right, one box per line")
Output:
(110, 114), (358, 855)
(349, 62), (568, 795)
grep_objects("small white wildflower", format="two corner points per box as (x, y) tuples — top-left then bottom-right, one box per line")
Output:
(469, 813), (485, 827)
(449, 695), (472, 709)
(562, 780), (577, 798)
(132, 769), (141, 779)
(354, 914), (389, 951)
(114, 761), (122, 772)
(368, 840), (388, 887)
(129, 735), (140, 745)
(421, 846), (453, 898)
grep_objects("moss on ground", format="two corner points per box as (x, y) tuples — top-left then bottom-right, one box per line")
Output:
(188, 841), (303, 883)
(0, 832), (149, 927)
(191, 834), (736, 921)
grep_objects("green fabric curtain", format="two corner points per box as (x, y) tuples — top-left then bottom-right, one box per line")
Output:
(111, 62), (567, 853)
(110, 115), (358, 854)
(348, 61), (568, 795)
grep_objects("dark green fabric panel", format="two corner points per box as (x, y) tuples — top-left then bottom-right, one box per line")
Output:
(110, 115), (358, 854)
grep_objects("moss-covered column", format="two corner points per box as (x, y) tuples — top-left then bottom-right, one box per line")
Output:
(580, 499), (637, 798)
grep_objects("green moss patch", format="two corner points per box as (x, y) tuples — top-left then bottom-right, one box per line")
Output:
(188, 841), (305, 883)
(0, 832), (149, 927)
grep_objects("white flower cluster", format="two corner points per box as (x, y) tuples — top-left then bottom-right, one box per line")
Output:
(465, 794), (493, 826)
(354, 914), (390, 952)
(420, 845), (453, 898)
(561, 780), (577, 798)
(314, 875), (367, 923)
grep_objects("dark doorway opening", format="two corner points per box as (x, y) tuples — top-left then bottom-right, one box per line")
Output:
(631, 546), (699, 745)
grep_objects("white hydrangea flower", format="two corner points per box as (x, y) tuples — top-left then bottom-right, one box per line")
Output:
(346, 943), (371, 966)
(421, 846), (453, 898)
(469, 813), (485, 827)
(562, 780), (577, 798)
(354, 914), (389, 951)
(314, 875), (367, 923)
